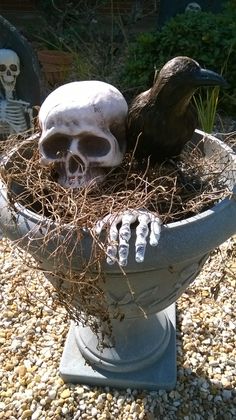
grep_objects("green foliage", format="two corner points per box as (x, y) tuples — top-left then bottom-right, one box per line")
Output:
(193, 87), (220, 133)
(122, 2), (236, 113)
(124, 32), (161, 88)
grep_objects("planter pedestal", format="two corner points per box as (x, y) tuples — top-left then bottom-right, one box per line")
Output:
(60, 304), (176, 390)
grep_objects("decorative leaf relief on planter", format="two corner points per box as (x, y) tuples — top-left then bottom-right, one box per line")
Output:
(106, 283), (160, 309)
(105, 255), (208, 314)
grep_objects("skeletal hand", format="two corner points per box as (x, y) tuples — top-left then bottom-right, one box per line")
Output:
(95, 209), (162, 266)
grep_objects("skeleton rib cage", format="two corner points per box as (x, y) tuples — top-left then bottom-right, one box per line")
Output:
(0, 99), (30, 137)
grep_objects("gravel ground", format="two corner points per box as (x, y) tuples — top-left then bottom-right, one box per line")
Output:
(0, 234), (235, 420)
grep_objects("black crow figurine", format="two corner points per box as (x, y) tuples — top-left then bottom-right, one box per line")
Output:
(127, 56), (227, 163)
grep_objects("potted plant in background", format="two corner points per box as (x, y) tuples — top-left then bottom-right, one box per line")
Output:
(35, 29), (74, 88)
(32, 22), (99, 89)
(37, 48), (73, 87)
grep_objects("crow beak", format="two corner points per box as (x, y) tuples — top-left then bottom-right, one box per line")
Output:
(195, 68), (228, 88)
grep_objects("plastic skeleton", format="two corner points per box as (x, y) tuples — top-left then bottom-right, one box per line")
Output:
(38, 81), (162, 266)
(0, 49), (33, 137)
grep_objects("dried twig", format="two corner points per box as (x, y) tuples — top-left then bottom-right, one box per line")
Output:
(0, 134), (232, 339)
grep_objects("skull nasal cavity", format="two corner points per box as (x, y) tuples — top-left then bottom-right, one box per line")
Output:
(78, 136), (111, 157)
(42, 134), (71, 159)
(69, 155), (84, 173)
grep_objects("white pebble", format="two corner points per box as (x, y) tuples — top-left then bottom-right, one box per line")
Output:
(32, 409), (42, 420)
(62, 407), (69, 415)
(11, 339), (22, 350)
(91, 407), (98, 417)
(48, 389), (57, 399)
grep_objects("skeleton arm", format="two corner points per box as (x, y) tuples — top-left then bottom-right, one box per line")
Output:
(95, 209), (162, 266)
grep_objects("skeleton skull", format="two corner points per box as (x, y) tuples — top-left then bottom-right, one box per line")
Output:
(185, 2), (202, 12)
(38, 81), (128, 188)
(0, 49), (20, 99)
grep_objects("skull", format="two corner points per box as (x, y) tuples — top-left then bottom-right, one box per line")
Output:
(185, 2), (202, 12)
(0, 49), (20, 99)
(38, 81), (128, 188)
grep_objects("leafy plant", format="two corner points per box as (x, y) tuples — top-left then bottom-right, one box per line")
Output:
(121, 2), (236, 113)
(193, 87), (220, 133)
(193, 39), (235, 133)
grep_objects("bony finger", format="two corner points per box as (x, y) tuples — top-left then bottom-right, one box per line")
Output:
(118, 212), (137, 265)
(135, 243), (147, 263)
(94, 213), (115, 235)
(119, 211), (137, 264)
(149, 218), (162, 246)
(106, 221), (120, 264)
(119, 222), (132, 242)
(119, 210), (138, 243)
(106, 244), (118, 265)
(135, 224), (148, 263)
(94, 219), (105, 235)
(136, 213), (149, 241)
(136, 221), (149, 240)
(109, 221), (119, 242)
(118, 242), (129, 266)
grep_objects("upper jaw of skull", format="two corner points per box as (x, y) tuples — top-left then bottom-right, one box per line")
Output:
(39, 129), (123, 189)
(54, 161), (107, 189)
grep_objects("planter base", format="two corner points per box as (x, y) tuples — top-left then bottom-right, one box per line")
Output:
(60, 304), (176, 390)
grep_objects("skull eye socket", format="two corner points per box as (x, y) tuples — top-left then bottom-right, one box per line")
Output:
(42, 134), (71, 159)
(0, 64), (6, 72)
(78, 136), (111, 157)
(9, 64), (18, 72)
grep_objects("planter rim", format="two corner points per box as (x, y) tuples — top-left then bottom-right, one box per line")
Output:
(0, 129), (235, 233)
(0, 178), (233, 231)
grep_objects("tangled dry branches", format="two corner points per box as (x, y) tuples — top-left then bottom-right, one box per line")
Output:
(0, 134), (230, 226)
(0, 133), (232, 334)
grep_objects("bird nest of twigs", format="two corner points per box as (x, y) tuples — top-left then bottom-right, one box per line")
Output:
(0, 133), (232, 335)
(0, 135), (231, 225)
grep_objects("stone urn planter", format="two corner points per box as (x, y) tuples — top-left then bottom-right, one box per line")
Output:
(0, 130), (235, 390)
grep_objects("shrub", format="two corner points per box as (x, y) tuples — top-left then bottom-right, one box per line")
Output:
(122, 2), (236, 113)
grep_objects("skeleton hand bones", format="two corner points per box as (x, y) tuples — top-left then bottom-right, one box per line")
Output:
(95, 209), (162, 266)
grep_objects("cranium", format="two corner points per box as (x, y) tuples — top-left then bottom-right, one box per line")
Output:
(0, 49), (20, 99)
(38, 81), (128, 188)
(185, 2), (202, 12)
